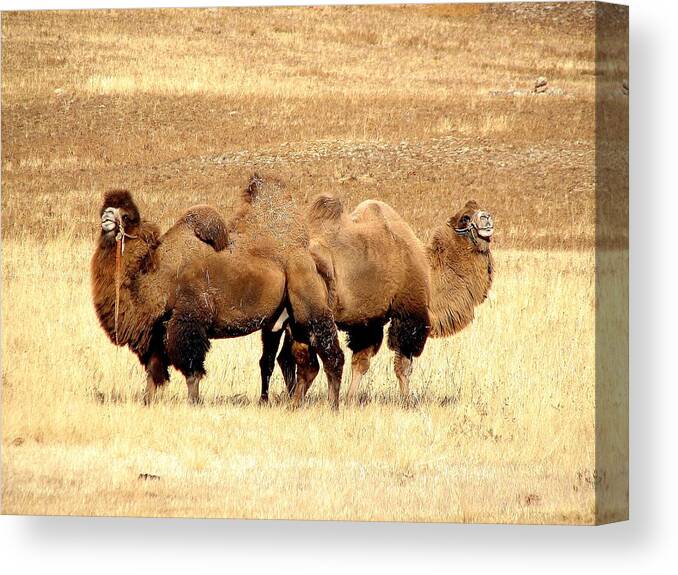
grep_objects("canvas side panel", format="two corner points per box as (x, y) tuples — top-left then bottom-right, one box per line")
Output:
(594, 1), (629, 525)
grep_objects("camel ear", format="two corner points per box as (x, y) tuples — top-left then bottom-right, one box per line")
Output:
(446, 217), (454, 227)
(464, 200), (480, 211)
(242, 173), (264, 204)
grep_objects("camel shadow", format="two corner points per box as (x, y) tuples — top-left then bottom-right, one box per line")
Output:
(90, 388), (461, 410)
(90, 389), (254, 408)
(292, 391), (462, 410)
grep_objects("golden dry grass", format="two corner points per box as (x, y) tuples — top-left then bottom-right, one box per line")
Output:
(3, 240), (599, 522)
(1, 4), (628, 523)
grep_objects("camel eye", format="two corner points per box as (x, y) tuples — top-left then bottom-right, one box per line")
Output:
(461, 215), (470, 225)
(122, 214), (129, 223)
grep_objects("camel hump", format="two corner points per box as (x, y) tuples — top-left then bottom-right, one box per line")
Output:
(241, 173), (265, 204)
(177, 205), (229, 251)
(241, 173), (291, 205)
(351, 199), (401, 223)
(308, 194), (345, 224)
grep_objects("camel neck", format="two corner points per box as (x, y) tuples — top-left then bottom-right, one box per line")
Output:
(90, 226), (161, 353)
(426, 227), (494, 338)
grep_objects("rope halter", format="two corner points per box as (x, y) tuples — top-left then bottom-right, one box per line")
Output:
(454, 212), (494, 245)
(454, 212), (493, 246)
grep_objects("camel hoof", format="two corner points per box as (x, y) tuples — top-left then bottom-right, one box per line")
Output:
(288, 398), (303, 410)
(400, 395), (418, 409)
(346, 393), (365, 407)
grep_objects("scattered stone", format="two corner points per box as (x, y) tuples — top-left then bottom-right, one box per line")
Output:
(523, 493), (542, 506)
(534, 76), (548, 93)
(138, 473), (161, 481)
(11, 437), (24, 447)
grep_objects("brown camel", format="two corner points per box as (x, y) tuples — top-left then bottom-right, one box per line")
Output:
(91, 190), (229, 403)
(164, 175), (345, 407)
(276, 196), (494, 403)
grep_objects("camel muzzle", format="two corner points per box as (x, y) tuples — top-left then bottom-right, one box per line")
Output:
(454, 210), (494, 242)
(475, 211), (494, 239)
(101, 207), (119, 234)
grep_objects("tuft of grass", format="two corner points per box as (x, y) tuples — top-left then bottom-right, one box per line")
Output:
(1, 238), (615, 522)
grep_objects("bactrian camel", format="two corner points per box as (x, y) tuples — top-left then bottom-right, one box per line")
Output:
(275, 197), (494, 403)
(91, 177), (345, 407)
(163, 175), (345, 407)
(91, 190), (228, 403)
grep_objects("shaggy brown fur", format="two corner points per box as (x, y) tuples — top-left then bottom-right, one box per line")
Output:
(427, 201), (494, 337)
(90, 190), (229, 402)
(278, 197), (494, 402)
(164, 175), (344, 407)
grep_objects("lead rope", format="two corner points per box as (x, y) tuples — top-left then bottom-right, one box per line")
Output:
(113, 217), (138, 346)
(114, 232), (122, 346)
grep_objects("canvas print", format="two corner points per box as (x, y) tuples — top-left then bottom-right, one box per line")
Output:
(1, 2), (628, 524)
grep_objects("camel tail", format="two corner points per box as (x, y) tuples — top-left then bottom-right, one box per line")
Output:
(179, 206), (229, 251)
(307, 194), (344, 225)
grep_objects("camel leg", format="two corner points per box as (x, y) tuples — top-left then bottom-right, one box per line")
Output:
(347, 346), (378, 403)
(387, 312), (429, 405)
(186, 373), (202, 405)
(165, 309), (210, 406)
(285, 254), (344, 409)
(144, 374), (158, 405)
(346, 323), (384, 404)
(394, 351), (413, 401)
(259, 328), (284, 403)
(277, 329), (297, 396)
(290, 342), (319, 408)
(143, 345), (170, 406)
(309, 316), (344, 409)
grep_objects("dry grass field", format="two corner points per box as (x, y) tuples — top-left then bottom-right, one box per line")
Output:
(1, 4), (628, 523)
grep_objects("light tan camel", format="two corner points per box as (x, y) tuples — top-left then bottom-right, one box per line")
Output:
(277, 197), (494, 403)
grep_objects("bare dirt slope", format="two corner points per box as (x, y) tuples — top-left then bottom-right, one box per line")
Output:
(2, 4), (626, 248)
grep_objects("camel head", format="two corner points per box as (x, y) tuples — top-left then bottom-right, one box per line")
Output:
(447, 200), (494, 251)
(99, 190), (142, 244)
